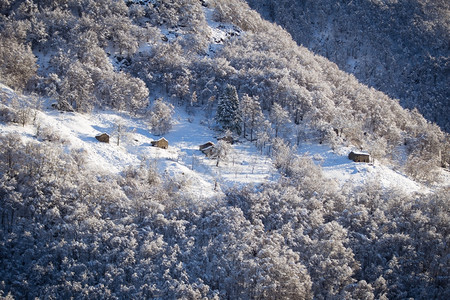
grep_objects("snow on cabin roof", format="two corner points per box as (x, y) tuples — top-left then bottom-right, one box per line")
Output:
(199, 141), (215, 150)
(350, 150), (370, 156)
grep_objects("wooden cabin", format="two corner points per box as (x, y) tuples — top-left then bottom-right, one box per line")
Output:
(199, 142), (217, 157)
(348, 151), (370, 163)
(151, 137), (169, 149)
(95, 133), (110, 143)
(199, 141), (215, 151)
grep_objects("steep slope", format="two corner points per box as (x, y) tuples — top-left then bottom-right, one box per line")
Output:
(2, 83), (433, 196)
(1, 83), (449, 299)
(1, 2), (450, 298)
(1, 0), (447, 173)
(246, 0), (450, 132)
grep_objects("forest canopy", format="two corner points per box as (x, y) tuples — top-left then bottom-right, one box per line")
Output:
(0, 0), (449, 299)
(0, 0), (447, 171)
(246, 0), (450, 132)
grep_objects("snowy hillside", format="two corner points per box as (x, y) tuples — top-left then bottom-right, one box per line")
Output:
(1, 84), (438, 199)
(297, 143), (430, 194)
(246, 0), (450, 132)
(2, 84), (449, 299)
(1, 0), (449, 298)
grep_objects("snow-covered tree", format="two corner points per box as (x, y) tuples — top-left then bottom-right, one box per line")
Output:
(215, 84), (241, 135)
(240, 94), (263, 141)
(255, 119), (272, 153)
(58, 60), (95, 112)
(10, 96), (31, 127)
(272, 137), (294, 175)
(112, 120), (128, 146)
(0, 36), (37, 91)
(186, 91), (198, 115)
(215, 139), (232, 167)
(270, 102), (290, 138)
(148, 98), (174, 136)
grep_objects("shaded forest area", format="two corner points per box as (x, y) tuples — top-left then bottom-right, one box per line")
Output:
(247, 0), (450, 132)
(0, 133), (448, 299)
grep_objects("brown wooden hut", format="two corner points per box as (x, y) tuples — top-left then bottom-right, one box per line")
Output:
(151, 137), (169, 149)
(348, 151), (370, 163)
(95, 133), (110, 143)
(199, 142), (217, 157)
(199, 141), (215, 151)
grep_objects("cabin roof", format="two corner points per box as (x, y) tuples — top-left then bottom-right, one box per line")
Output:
(350, 150), (370, 156)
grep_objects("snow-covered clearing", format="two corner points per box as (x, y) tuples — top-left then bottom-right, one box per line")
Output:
(2, 84), (444, 200)
(297, 143), (430, 194)
(0, 85), (275, 198)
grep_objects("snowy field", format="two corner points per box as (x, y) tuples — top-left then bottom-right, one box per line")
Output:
(2, 84), (447, 200)
(297, 143), (430, 194)
(0, 85), (277, 198)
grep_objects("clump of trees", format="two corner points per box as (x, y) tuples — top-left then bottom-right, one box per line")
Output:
(240, 94), (263, 141)
(148, 98), (174, 136)
(247, 0), (450, 132)
(0, 36), (37, 91)
(1, 130), (448, 299)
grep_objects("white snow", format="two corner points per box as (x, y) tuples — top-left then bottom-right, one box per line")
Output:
(1, 83), (446, 200)
(203, 7), (242, 56)
(349, 150), (370, 156)
(297, 143), (429, 194)
(0, 85), (276, 198)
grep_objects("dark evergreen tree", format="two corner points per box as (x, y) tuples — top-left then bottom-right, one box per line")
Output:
(215, 84), (241, 135)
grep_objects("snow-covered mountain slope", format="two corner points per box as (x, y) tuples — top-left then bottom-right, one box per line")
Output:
(297, 143), (430, 194)
(246, 0), (450, 132)
(2, 84), (444, 199)
(0, 85), (277, 198)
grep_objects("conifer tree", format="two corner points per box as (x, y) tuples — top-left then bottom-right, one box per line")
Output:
(215, 84), (241, 135)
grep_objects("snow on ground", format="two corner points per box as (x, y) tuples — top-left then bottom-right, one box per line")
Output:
(155, 109), (278, 195)
(0, 85), (276, 198)
(1, 84), (443, 199)
(165, 111), (277, 187)
(297, 143), (429, 194)
(203, 6), (242, 56)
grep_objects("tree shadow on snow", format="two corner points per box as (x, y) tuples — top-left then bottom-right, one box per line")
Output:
(92, 125), (110, 135)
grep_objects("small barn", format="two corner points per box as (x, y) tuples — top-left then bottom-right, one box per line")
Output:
(199, 142), (217, 157)
(348, 151), (370, 163)
(151, 137), (169, 149)
(199, 141), (214, 151)
(95, 133), (110, 143)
